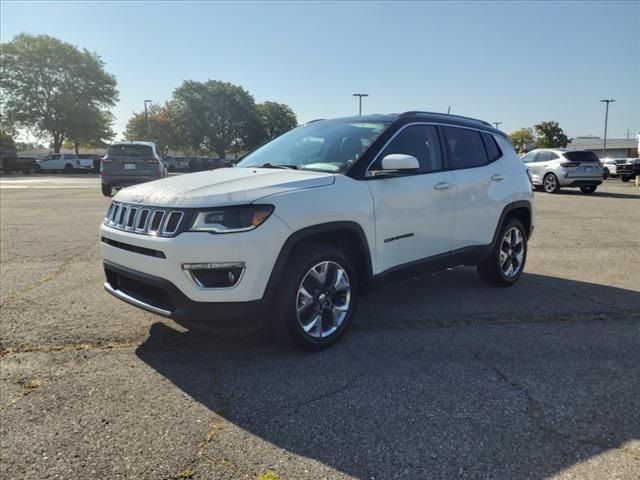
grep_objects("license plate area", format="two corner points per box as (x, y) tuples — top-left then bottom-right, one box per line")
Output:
(124, 164), (136, 170)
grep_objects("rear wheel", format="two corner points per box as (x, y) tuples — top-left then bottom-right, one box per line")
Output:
(101, 183), (112, 197)
(621, 176), (630, 182)
(580, 185), (597, 194)
(273, 244), (358, 351)
(477, 217), (527, 287)
(543, 173), (560, 193)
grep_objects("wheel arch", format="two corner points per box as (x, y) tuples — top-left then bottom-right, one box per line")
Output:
(263, 222), (373, 300)
(491, 201), (533, 246)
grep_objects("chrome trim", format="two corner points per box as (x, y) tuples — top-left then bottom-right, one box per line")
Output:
(182, 262), (246, 290)
(134, 208), (151, 232)
(147, 209), (165, 234)
(162, 211), (184, 235)
(103, 282), (171, 317)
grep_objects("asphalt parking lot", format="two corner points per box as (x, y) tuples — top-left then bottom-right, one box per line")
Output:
(1, 174), (639, 480)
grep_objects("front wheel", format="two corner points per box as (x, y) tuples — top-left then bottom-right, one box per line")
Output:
(580, 185), (597, 194)
(543, 173), (560, 193)
(621, 176), (630, 182)
(274, 244), (358, 351)
(603, 168), (609, 179)
(477, 217), (527, 287)
(101, 183), (112, 197)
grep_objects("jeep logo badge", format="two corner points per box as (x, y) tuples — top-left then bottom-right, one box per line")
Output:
(132, 194), (144, 203)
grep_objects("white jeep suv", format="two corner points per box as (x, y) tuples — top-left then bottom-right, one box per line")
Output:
(101, 112), (534, 350)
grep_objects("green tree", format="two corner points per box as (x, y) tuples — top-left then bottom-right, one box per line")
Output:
(508, 128), (535, 153)
(172, 80), (263, 159)
(124, 102), (182, 155)
(257, 101), (298, 140)
(0, 34), (118, 153)
(534, 121), (570, 148)
(65, 108), (115, 154)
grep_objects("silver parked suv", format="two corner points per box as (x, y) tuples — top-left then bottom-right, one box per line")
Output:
(520, 149), (602, 194)
(101, 142), (168, 196)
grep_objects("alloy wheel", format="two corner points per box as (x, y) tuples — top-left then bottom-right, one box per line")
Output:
(499, 227), (525, 278)
(544, 175), (557, 193)
(296, 261), (351, 339)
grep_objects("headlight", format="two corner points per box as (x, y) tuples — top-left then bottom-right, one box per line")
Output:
(190, 205), (274, 233)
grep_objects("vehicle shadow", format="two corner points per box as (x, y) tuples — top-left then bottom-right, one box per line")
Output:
(136, 269), (640, 479)
(548, 189), (639, 200)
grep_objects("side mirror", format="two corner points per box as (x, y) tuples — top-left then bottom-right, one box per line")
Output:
(381, 153), (420, 171)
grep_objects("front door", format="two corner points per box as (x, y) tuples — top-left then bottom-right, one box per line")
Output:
(366, 124), (456, 273)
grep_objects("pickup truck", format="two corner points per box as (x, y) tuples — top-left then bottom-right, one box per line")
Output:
(36, 153), (95, 172)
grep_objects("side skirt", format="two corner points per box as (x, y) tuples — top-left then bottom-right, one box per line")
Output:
(365, 245), (492, 292)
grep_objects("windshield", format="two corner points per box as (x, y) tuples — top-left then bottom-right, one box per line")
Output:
(108, 144), (153, 157)
(237, 119), (391, 172)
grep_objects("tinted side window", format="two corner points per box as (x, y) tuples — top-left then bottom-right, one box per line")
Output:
(548, 152), (559, 160)
(481, 132), (502, 162)
(376, 125), (443, 173)
(442, 126), (488, 169)
(536, 151), (552, 162)
(520, 152), (537, 163)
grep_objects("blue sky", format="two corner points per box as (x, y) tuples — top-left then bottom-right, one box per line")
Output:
(2, 1), (639, 140)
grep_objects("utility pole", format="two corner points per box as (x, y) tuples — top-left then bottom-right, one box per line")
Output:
(600, 99), (615, 158)
(144, 99), (153, 135)
(447, 106), (451, 114)
(352, 93), (369, 115)
(493, 122), (502, 129)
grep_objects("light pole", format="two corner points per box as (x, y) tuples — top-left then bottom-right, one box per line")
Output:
(600, 99), (615, 158)
(144, 99), (153, 135)
(493, 122), (502, 129)
(352, 93), (369, 115)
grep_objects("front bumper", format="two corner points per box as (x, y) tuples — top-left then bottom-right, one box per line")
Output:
(100, 214), (291, 304)
(104, 261), (266, 333)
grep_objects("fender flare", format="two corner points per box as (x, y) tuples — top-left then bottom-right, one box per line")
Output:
(263, 221), (373, 300)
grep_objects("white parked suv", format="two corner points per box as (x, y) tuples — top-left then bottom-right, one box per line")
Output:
(101, 112), (534, 350)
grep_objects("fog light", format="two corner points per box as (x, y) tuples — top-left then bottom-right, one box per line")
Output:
(182, 262), (245, 288)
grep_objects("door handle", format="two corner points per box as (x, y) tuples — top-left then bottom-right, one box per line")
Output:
(434, 182), (451, 190)
(491, 174), (505, 182)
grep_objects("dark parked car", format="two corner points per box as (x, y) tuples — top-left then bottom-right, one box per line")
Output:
(100, 142), (168, 196)
(616, 158), (640, 182)
(0, 156), (36, 174)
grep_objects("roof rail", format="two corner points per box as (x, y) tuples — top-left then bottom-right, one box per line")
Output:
(305, 118), (326, 124)
(399, 111), (494, 128)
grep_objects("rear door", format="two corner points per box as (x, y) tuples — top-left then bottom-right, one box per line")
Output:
(104, 144), (159, 176)
(442, 126), (510, 250)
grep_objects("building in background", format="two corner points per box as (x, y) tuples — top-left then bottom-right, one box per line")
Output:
(568, 135), (639, 159)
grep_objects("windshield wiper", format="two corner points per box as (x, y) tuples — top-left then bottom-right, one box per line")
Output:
(257, 163), (298, 170)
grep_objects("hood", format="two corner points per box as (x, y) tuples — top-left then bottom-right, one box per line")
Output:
(114, 167), (335, 208)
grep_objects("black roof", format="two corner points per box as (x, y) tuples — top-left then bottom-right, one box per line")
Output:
(309, 111), (505, 137)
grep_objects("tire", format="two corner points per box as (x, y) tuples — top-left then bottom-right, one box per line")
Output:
(101, 183), (112, 197)
(64, 163), (73, 172)
(603, 168), (609, 179)
(273, 243), (358, 351)
(580, 185), (597, 194)
(621, 176), (630, 182)
(22, 168), (32, 175)
(477, 217), (527, 287)
(543, 173), (560, 193)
